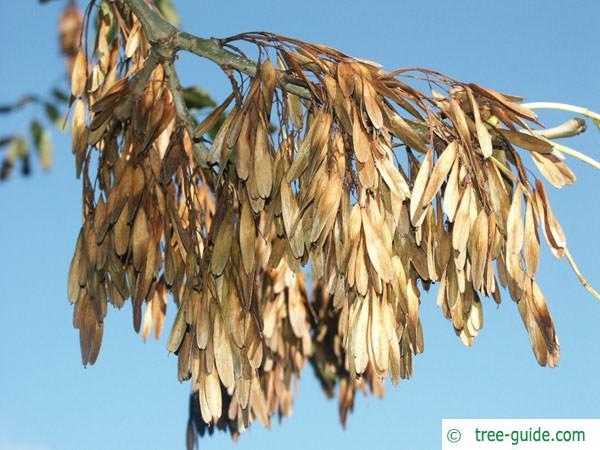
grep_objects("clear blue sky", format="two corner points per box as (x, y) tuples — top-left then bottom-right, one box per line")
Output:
(1, 1), (599, 450)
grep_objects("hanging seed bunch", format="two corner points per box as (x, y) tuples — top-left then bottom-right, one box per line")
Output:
(68, 2), (312, 435)
(67, 1), (600, 444)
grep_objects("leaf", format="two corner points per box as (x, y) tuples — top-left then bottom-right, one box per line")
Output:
(44, 102), (62, 127)
(51, 88), (69, 103)
(31, 120), (52, 170)
(182, 87), (217, 110)
(155, 0), (180, 26)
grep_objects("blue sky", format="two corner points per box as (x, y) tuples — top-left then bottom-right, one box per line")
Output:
(1, 1), (599, 449)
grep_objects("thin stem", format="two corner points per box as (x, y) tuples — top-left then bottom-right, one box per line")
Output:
(552, 142), (600, 171)
(565, 248), (600, 301)
(522, 102), (600, 124)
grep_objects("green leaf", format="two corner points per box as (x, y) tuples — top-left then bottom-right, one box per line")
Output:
(44, 102), (62, 128)
(155, 0), (180, 26)
(30, 120), (52, 170)
(6, 135), (28, 164)
(99, 1), (117, 46)
(31, 120), (43, 146)
(51, 88), (70, 104)
(183, 87), (217, 111)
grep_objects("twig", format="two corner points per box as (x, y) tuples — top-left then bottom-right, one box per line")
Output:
(522, 102), (600, 124)
(552, 142), (600, 171)
(565, 248), (600, 301)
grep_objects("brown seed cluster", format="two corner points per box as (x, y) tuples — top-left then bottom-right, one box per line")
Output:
(67, 2), (590, 444)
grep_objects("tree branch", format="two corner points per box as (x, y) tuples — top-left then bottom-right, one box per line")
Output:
(119, 0), (444, 150)
(123, 0), (589, 163)
(176, 32), (312, 99)
(123, 0), (311, 98)
(122, 0), (177, 43)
